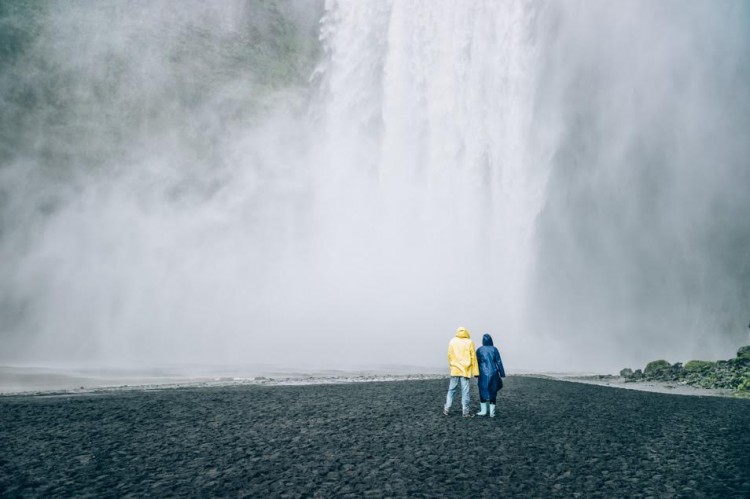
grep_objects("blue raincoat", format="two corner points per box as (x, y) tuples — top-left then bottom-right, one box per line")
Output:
(476, 334), (505, 401)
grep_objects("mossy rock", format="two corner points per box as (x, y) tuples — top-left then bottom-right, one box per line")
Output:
(737, 345), (750, 360)
(684, 360), (714, 371)
(727, 357), (746, 368)
(644, 359), (671, 374)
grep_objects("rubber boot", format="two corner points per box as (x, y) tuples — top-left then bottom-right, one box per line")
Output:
(476, 402), (488, 416)
(489, 404), (496, 418)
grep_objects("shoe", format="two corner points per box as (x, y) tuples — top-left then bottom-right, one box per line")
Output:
(476, 402), (488, 416)
(443, 408), (449, 416)
(489, 404), (496, 418)
(463, 412), (474, 418)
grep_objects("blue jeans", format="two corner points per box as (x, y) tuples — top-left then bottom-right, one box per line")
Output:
(444, 376), (471, 414)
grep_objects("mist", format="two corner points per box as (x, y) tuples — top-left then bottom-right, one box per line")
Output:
(1, 1), (748, 374)
(528, 1), (750, 369)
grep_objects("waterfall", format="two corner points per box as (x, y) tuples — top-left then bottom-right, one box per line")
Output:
(308, 0), (553, 364)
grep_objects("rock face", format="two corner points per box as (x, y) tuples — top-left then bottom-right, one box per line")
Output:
(621, 346), (750, 392)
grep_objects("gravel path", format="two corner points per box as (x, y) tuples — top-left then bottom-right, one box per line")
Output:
(1, 377), (748, 497)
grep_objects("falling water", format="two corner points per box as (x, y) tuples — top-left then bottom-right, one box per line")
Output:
(1, 1), (749, 374)
(310, 0), (548, 364)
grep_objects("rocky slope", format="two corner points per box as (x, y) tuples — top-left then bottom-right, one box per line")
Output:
(620, 346), (750, 392)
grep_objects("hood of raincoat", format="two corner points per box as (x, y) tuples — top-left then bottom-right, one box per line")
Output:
(448, 327), (478, 377)
(482, 334), (493, 346)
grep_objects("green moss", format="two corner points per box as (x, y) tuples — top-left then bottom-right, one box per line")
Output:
(737, 345), (750, 360)
(644, 359), (670, 374)
(732, 376), (748, 391)
(0, 0), (47, 68)
(684, 360), (714, 371)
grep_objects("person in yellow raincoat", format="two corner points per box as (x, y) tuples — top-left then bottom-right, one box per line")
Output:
(443, 326), (479, 418)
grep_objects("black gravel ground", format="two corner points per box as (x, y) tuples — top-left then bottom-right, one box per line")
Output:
(1, 377), (748, 498)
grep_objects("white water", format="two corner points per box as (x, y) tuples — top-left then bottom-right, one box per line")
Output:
(309, 0), (549, 366)
(1, 1), (749, 375)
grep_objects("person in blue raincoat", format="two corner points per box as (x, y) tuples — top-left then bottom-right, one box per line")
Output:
(475, 333), (505, 417)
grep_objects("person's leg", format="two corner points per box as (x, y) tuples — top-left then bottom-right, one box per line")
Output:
(489, 396), (497, 417)
(477, 381), (488, 416)
(460, 377), (471, 415)
(477, 397), (488, 416)
(444, 376), (459, 413)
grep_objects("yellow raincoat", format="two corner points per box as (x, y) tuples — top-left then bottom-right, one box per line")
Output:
(447, 327), (479, 378)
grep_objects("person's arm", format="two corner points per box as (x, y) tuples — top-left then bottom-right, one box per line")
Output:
(470, 343), (479, 377)
(495, 348), (506, 378)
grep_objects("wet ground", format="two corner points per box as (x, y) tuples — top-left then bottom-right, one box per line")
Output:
(1, 377), (748, 497)
(537, 373), (739, 398)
